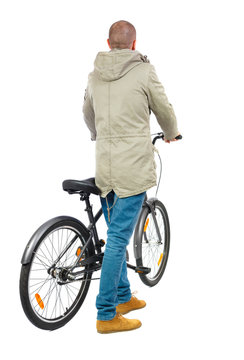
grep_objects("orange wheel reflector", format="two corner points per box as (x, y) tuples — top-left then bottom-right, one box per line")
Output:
(158, 253), (163, 267)
(35, 293), (44, 309)
(144, 218), (149, 232)
(76, 247), (81, 257)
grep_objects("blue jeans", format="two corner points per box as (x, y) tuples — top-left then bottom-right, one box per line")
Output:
(96, 189), (146, 320)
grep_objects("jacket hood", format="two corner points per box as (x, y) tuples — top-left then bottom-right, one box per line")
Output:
(93, 48), (150, 82)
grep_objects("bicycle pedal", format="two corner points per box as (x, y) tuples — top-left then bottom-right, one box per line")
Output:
(99, 239), (106, 247)
(135, 266), (151, 274)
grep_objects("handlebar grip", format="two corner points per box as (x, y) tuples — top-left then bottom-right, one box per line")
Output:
(175, 134), (182, 140)
(152, 132), (182, 144)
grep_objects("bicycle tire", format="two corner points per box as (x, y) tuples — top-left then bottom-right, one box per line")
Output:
(19, 217), (93, 330)
(134, 199), (170, 287)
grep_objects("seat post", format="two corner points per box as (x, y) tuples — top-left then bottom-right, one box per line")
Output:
(80, 192), (100, 246)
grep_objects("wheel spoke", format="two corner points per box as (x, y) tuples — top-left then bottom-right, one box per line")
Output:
(33, 253), (50, 269)
(48, 234), (59, 259)
(61, 237), (79, 266)
(29, 277), (53, 293)
(41, 280), (56, 318)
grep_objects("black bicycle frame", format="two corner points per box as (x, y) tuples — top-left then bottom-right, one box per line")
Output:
(48, 190), (152, 282)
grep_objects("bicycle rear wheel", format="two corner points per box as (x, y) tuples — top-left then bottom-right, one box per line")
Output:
(134, 199), (170, 287)
(19, 218), (93, 330)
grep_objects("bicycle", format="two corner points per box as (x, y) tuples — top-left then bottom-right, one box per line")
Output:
(19, 131), (182, 330)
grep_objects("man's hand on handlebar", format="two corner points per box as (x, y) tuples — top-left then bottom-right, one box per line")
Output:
(164, 133), (182, 143)
(151, 132), (182, 145)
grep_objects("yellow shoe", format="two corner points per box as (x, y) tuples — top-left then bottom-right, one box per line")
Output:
(96, 313), (141, 334)
(116, 295), (146, 315)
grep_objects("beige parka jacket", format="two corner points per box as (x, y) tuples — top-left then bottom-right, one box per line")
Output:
(83, 48), (179, 199)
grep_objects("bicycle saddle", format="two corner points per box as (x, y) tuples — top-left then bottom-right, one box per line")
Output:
(62, 177), (101, 195)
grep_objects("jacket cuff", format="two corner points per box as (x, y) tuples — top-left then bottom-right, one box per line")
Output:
(164, 128), (180, 141)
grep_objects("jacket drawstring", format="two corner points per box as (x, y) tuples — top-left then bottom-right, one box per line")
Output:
(105, 194), (118, 223)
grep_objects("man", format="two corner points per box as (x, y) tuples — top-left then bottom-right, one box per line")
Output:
(83, 20), (181, 334)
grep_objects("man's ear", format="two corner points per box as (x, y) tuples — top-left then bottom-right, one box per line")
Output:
(107, 39), (111, 49)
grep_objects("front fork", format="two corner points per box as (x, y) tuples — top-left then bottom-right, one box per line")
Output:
(142, 198), (162, 244)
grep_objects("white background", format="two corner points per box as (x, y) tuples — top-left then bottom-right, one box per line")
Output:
(1, 0), (243, 358)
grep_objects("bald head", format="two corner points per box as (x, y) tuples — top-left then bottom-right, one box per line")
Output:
(108, 20), (136, 49)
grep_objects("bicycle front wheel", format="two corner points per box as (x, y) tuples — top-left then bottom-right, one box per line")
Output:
(19, 217), (93, 330)
(134, 199), (170, 287)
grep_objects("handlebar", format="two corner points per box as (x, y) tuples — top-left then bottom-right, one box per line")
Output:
(152, 132), (182, 145)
